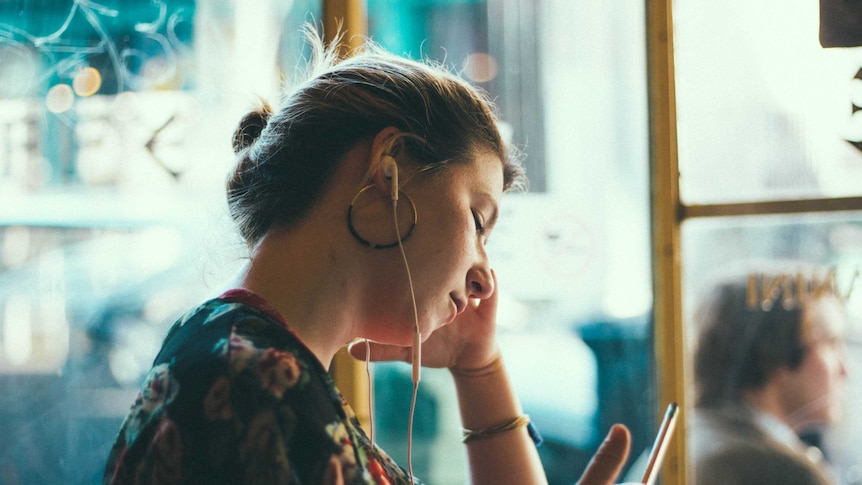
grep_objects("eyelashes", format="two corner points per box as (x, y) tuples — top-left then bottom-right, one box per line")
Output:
(472, 211), (485, 234)
(473, 211), (488, 245)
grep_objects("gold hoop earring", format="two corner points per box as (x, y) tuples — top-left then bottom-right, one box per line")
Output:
(347, 185), (418, 249)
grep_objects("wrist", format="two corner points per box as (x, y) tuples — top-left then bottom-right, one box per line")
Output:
(449, 351), (504, 379)
(460, 414), (544, 446)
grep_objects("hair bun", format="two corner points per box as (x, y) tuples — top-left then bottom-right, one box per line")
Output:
(232, 103), (273, 154)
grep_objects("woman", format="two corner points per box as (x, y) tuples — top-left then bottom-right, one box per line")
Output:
(103, 27), (630, 485)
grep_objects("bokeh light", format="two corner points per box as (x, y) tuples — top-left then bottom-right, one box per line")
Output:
(462, 52), (498, 83)
(73, 67), (102, 96)
(45, 84), (74, 113)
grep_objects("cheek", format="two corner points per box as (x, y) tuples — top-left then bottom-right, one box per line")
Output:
(816, 353), (847, 419)
(411, 245), (465, 304)
(416, 215), (472, 270)
(801, 351), (843, 399)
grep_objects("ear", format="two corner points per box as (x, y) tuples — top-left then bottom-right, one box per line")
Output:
(368, 126), (402, 197)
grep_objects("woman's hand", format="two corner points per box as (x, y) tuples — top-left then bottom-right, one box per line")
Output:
(348, 270), (501, 373)
(577, 424), (632, 485)
(346, 270), (634, 485)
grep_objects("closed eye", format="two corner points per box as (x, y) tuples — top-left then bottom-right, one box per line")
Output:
(473, 211), (489, 244)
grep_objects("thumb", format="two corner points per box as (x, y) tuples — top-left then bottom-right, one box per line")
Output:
(576, 424), (632, 485)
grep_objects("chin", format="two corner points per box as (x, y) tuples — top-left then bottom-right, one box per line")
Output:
(800, 408), (841, 431)
(825, 405), (843, 425)
(443, 306), (462, 326)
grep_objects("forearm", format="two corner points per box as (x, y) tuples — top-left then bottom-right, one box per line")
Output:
(451, 355), (548, 485)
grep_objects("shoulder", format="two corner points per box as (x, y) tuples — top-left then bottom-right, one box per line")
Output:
(161, 295), (327, 407)
(695, 446), (830, 485)
(689, 406), (764, 454)
(105, 296), (343, 483)
(690, 409), (831, 485)
(156, 294), (308, 363)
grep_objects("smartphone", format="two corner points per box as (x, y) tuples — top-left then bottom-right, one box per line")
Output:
(640, 402), (679, 485)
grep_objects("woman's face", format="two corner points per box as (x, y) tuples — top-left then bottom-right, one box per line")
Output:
(369, 151), (504, 343)
(780, 295), (849, 430)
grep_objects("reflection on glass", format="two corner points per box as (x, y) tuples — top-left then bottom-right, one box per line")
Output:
(683, 214), (862, 484)
(0, 1), (321, 483)
(0, 225), (206, 481)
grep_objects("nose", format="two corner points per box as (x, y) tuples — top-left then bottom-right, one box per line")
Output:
(838, 352), (849, 380)
(467, 266), (494, 300)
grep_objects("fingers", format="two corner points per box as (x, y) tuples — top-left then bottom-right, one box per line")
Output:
(576, 424), (632, 485)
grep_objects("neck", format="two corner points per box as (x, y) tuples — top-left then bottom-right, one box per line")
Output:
(236, 223), (361, 370)
(228, 143), (381, 369)
(741, 383), (793, 429)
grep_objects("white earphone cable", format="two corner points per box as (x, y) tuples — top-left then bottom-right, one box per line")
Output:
(365, 338), (375, 446)
(393, 194), (421, 485)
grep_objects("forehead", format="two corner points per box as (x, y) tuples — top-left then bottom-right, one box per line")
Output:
(445, 151), (505, 194)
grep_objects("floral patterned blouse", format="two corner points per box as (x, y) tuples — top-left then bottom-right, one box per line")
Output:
(103, 289), (422, 485)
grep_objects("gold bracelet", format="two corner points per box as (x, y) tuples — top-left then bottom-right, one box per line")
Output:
(461, 415), (531, 443)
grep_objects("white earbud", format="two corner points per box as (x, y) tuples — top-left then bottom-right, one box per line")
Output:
(381, 155), (398, 202)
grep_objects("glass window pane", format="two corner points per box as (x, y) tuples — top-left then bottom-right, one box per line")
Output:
(368, 1), (656, 484)
(682, 213), (862, 485)
(674, 0), (862, 204)
(0, 1), (321, 482)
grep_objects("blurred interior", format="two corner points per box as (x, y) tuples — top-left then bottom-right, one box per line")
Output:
(1, 1), (861, 484)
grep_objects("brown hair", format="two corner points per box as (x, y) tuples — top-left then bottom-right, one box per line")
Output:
(227, 27), (526, 246)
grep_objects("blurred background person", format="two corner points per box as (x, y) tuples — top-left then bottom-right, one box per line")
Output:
(689, 262), (850, 485)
